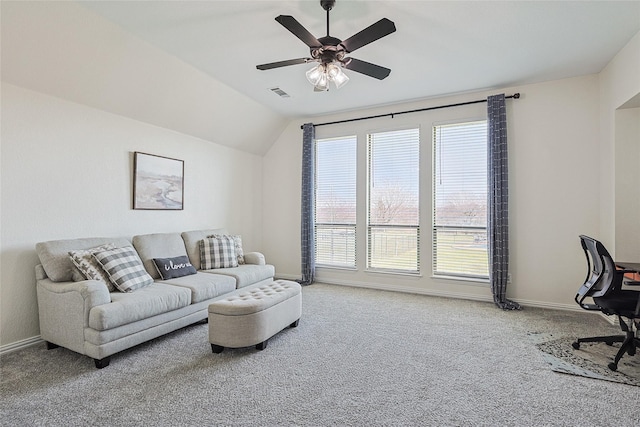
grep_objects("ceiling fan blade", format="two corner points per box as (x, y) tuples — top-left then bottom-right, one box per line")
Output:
(275, 15), (322, 48)
(256, 58), (313, 70)
(340, 18), (396, 53)
(343, 58), (391, 80)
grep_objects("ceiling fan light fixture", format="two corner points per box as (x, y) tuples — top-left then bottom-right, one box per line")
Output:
(305, 64), (325, 86)
(314, 71), (330, 91)
(328, 63), (349, 88)
(306, 61), (349, 91)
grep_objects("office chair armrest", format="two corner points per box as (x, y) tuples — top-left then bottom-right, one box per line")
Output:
(576, 301), (601, 311)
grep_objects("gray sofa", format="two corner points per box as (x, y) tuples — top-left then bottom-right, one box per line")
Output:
(35, 229), (275, 368)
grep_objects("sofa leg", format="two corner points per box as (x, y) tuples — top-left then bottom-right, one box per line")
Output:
(45, 341), (59, 350)
(256, 340), (268, 351)
(211, 344), (224, 354)
(290, 319), (300, 328)
(94, 357), (110, 369)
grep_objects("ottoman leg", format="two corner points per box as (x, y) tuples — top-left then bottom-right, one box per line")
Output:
(290, 319), (300, 328)
(256, 340), (268, 351)
(211, 344), (224, 354)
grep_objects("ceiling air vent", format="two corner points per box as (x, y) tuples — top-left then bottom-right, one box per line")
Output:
(269, 87), (290, 98)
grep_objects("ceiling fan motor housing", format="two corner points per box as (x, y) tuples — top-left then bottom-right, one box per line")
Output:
(312, 35), (346, 65)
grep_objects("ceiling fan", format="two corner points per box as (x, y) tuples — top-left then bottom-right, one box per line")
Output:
(256, 0), (396, 91)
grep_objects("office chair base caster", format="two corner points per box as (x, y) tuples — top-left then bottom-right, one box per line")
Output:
(608, 362), (618, 371)
(572, 341), (580, 350)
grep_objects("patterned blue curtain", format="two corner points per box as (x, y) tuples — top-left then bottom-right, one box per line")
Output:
(487, 95), (520, 310)
(299, 123), (316, 286)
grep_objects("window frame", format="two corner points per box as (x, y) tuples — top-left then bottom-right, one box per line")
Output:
(431, 119), (489, 281)
(366, 127), (421, 274)
(314, 135), (358, 269)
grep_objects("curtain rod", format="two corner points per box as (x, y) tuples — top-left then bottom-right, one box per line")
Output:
(301, 93), (520, 129)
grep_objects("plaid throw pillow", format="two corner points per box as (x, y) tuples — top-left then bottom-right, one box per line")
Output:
(208, 234), (245, 265)
(93, 246), (154, 292)
(200, 236), (238, 269)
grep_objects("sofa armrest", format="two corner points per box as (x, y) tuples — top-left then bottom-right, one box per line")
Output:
(37, 278), (111, 306)
(36, 277), (111, 355)
(243, 252), (266, 266)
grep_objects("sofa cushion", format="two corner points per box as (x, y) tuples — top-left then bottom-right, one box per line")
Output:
(160, 272), (236, 303)
(132, 233), (188, 280)
(201, 264), (275, 289)
(181, 228), (227, 269)
(36, 237), (132, 282)
(68, 244), (117, 291)
(153, 255), (197, 280)
(88, 283), (191, 330)
(200, 236), (238, 269)
(93, 246), (154, 293)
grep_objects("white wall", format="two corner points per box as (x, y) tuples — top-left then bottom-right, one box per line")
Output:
(615, 107), (640, 261)
(263, 75), (602, 309)
(599, 31), (640, 253)
(0, 83), (264, 347)
(1, 1), (288, 155)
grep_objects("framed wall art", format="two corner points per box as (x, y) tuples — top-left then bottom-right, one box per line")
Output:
(133, 152), (184, 210)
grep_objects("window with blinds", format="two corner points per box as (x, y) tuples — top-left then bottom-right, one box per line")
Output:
(432, 121), (489, 279)
(315, 136), (357, 268)
(367, 128), (420, 273)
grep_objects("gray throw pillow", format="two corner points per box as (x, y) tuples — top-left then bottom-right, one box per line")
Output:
(153, 256), (197, 280)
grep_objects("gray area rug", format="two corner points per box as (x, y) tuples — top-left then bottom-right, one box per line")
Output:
(532, 332), (639, 387)
(2, 283), (639, 426)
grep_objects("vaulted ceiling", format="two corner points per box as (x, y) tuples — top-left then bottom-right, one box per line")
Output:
(79, 0), (640, 117)
(2, 1), (639, 154)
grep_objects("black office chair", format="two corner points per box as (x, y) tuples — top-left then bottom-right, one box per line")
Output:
(572, 235), (640, 371)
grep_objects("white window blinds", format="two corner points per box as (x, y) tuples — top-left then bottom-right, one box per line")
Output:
(315, 136), (357, 267)
(432, 121), (489, 278)
(367, 128), (420, 273)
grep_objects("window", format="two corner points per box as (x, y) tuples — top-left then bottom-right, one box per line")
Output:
(432, 121), (489, 279)
(315, 136), (357, 267)
(367, 128), (420, 273)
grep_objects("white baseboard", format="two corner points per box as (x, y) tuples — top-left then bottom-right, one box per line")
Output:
(321, 278), (496, 303)
(512, 298), (583, 312)
(286, 274), (589, 312)
(0, 335), (43, 355)
(275, 274), (300, 281)
(599, 312), (618, 325)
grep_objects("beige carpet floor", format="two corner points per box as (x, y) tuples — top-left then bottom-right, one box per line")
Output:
(1, 283), (638, 426)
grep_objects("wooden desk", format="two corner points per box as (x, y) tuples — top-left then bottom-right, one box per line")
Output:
(616, 262), (640, 283)
(617, 262), (640, 272)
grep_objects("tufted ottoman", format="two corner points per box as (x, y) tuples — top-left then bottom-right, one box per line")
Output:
(208, 280), (301, 353)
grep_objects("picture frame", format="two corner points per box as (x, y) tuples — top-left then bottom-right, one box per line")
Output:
(133, 152), (184, 210)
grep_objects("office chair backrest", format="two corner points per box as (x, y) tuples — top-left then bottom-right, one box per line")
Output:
(575, 235), (622, 309)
